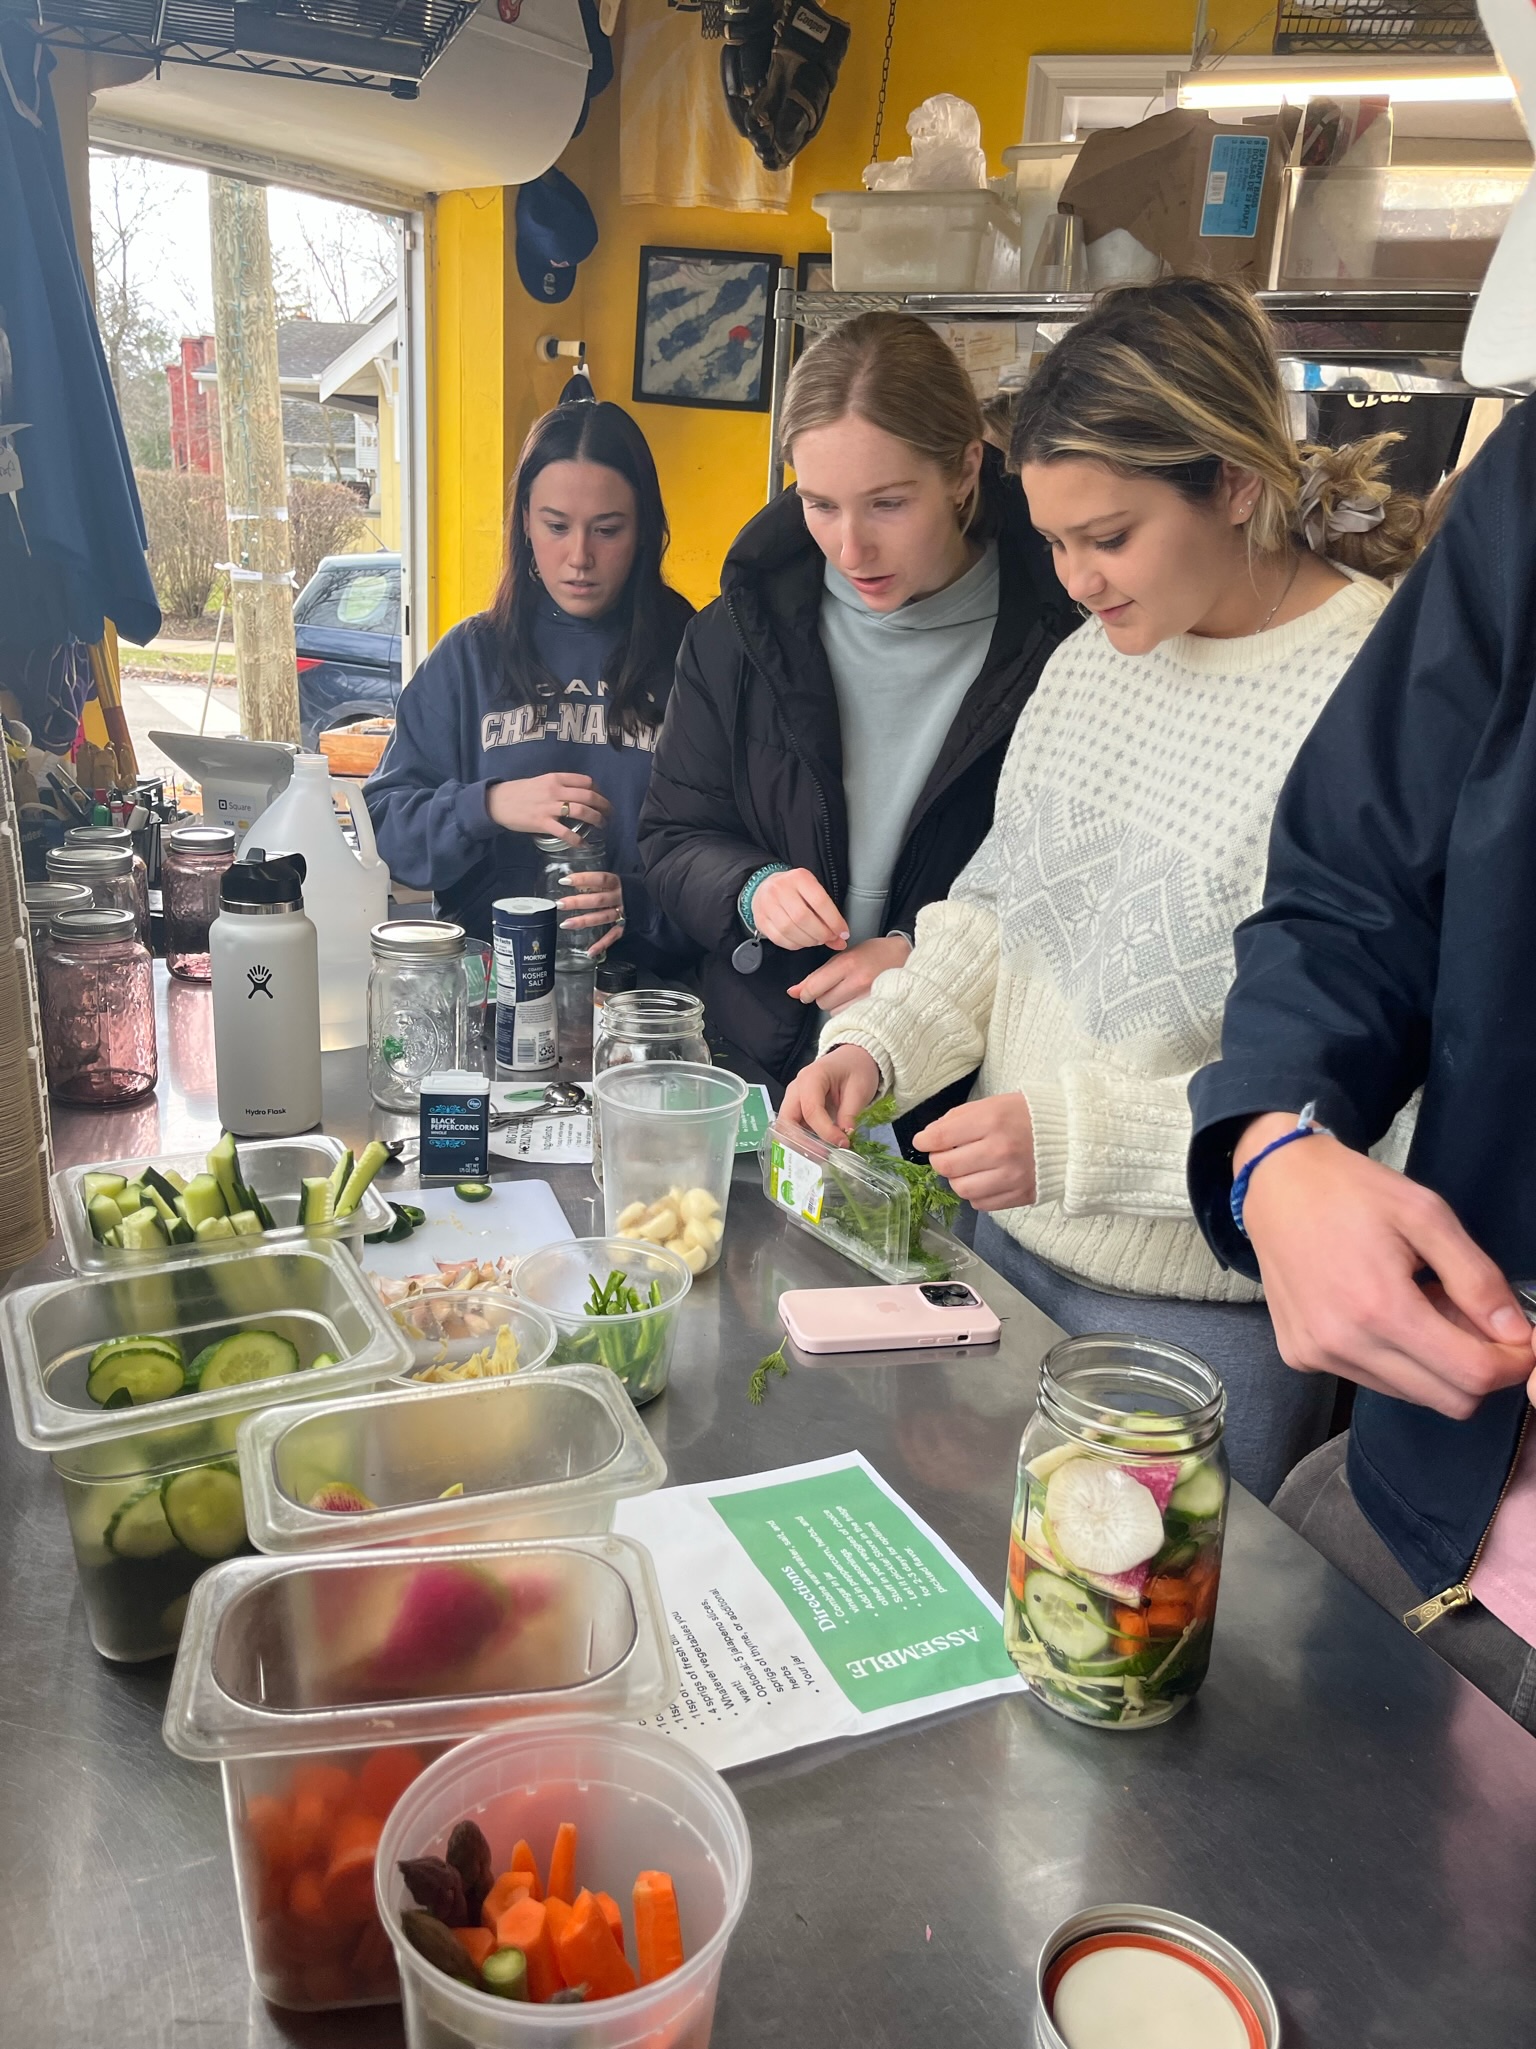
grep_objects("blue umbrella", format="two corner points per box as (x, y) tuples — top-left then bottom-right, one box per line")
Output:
(0, 19), (161, 648)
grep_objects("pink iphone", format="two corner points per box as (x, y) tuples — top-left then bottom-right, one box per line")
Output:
(777, 1280), (1002, 1356)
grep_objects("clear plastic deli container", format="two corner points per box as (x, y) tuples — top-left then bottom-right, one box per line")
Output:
(376, 1718), (751, 2049)
(513, 1237), (691, 1407)
(0, 1240), (412, 1661)
(162, 1536), (679, 2012)
(387, 1289), (558, 1387)
(238, 1365), (667, 1554)
(812, 187), (1022, 292)
(53, 1133), (395, 1273)
(594, 1062), (747, 1275)
(760, 1120), (971, 1284)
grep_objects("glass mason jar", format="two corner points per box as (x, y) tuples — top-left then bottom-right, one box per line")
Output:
(24, 880), (92, 954)
(536, 826), (610, 970)
(40, 908), (158, 1105)
(592, 957), (639, 1054)
(590, 989), (708, 1184)
(64, 825), (151, 942)
(1004, 1334), (1228, 1731)
(46, 844), (146, 947)
(367, 919), (472, 1111)
(162, 824), (236, 981)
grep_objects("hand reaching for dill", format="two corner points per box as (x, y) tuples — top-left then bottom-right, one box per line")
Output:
(850, 1096), (961, 1252)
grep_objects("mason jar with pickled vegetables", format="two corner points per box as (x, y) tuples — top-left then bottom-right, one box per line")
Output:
(1004, 1334), (1227, 1730)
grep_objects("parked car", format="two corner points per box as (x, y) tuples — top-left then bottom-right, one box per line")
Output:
(293, 551), (402, 747)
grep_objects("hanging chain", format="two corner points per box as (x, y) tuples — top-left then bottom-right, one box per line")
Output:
(870, 0), (898, 163)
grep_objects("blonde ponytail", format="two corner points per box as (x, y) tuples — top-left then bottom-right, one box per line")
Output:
(1294, 436), (1425, 579)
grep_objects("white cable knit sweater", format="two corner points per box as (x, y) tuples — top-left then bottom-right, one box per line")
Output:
(823, 573), (1393, 1303)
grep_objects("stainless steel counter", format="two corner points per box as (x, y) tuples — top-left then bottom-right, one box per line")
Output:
(3, 972), (1534, 2047)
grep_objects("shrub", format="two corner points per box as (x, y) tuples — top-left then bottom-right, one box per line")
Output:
(134, 468), (226, 621)
(289, 478), (370, 593)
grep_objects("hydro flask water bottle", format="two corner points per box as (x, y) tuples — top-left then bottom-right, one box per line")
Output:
(210, 853), (323, 1136)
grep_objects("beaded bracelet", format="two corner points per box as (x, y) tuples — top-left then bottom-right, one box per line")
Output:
(737, 861), (789, 938)
(1229, 1101), (1333, 1239)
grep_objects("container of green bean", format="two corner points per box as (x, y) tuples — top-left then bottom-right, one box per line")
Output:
(511, 1237), (692, 1406)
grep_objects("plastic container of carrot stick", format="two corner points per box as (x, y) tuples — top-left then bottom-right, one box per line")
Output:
(375, 1718), (752, 2048)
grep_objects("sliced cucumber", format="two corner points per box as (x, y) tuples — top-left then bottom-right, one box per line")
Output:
(208, 1131), (245, 1217)
(166, 1217), (196, 1246)
(178, 1173), (227, 1228)
(195, 1215), (237, 1242)
(1169, 1459), (1225, 1520)
(1023, 1570), (1112, 1663)
(228, 1208), (263, 1237)
(333, 1139), (389, 1218)
(325, 1148), (354, 1212)
(195, 1329), (300, 1389)
(142, 1185), (179, 1226)
(87, 1341), (186, 1407)
(142, 1165), (185, 1209)
(119, 1208), (169, 1252)
(81, 1172), (128, 1204)
(88, 1193), (124, 1241)
(300, 1176), (336, 1226)
(106, 1482), (179, 1559)
(88, 1332), (182, 1370)
(161, 1462), (247, 1560)
(183, 1341), (221, 1391)
(455, 1181), (493, 1203)
(119, 1181), (147, 1214)
(162, 1168), (188, 1194)
(309, 1350), (338, 1371)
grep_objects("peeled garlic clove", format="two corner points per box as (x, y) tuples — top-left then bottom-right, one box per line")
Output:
(637, 1206), (680, 1243)
(680, 1188), (720, 1222)
(615, 1200), (648, 1231)
(679, 1240), (709, 1273)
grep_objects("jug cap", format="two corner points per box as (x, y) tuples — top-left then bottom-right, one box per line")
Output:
(221, 852), (308, 911)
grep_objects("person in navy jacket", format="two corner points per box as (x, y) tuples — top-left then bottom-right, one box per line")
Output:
(366, 399), (694, 967)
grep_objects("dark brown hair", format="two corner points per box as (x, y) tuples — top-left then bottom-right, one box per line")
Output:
(487, 400), (676, 742)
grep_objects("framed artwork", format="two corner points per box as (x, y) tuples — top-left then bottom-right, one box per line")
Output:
(632, 246), (778, 412)
(793, 251), (835, 360)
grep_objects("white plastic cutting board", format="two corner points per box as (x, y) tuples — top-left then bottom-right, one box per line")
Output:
(361, 1179), (572, 1279)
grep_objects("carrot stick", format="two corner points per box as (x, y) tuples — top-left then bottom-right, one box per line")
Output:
(495, 1896), (563, 2003)
(543, 1894), (574, 1956)
(321, 1813), (383, 1923)
(510, 1839), (543, 1901)
(453, 1926), (497, 1971)
(633, 1870), (685, 1985)
(546, 1821), (577, 1905)
(481, 1869), (535, 1931)
(554, 1890), (637, 2001)
(593, 1891), (626, 1956)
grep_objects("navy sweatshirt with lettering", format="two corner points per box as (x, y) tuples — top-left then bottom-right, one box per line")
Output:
(366, 592), (695, 963)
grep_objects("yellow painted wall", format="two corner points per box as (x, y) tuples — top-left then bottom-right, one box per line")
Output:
(428, 0), (1266, 629)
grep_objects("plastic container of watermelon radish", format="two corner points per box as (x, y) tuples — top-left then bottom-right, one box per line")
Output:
(376, 1719), (752, 2049)
(161, 1536), (678, 2012)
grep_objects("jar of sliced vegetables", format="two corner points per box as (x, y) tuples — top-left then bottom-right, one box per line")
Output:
(1005, 1335), (1227, 1730)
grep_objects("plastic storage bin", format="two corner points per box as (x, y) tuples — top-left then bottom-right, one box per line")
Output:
(53, 1133), (395, 1273)
(376, 1718), (751, 2049)
(1002, 141), (1082, 283)
(595, 1062), (747, 1274)
(386, 1289), (558, 1386)
(761, 1120), (970, 1284)
(162, 1536), (679, 2011)
(1275, 160), (1525, 287)
(513, 1237), (691, 1406)
(238, 1364), (667, 1553)
(812, 188), (1022, 292)
(0, 1240), (411, 1660)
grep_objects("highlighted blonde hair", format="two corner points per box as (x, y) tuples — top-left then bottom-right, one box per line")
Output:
(779, 311), (988, 532)
(1011, 277), (1425, 581)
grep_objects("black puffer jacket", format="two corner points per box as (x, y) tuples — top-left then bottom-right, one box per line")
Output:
(638, 452), (1076, 1085)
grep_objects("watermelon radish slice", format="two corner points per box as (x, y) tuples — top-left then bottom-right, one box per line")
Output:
(1045, 1456), (1165, 1576)
(1122, 1459), (1183, 1513)
(1025, 1499), (1150, 1607)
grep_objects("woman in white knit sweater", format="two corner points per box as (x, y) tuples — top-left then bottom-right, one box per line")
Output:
(782, 279), (1426, 1501)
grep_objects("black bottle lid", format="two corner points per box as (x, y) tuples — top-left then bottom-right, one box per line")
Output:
(220, 852), (308, 908)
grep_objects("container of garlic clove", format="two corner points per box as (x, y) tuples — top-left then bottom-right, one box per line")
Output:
(592, 1063), (748, 1275)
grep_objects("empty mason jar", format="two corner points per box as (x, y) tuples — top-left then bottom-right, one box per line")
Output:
(367, 919), (472, 1111)
(64, 825), (151, 941)
(1004, 1334), (1228, 1731)
(24, 881), (92, 955)
(590, 988), (709, 1184)
(40, 907), (158, 1105)
(46, 843), (147, 947)
(536, 826), (610, 969)
(162, 824), (236, 981)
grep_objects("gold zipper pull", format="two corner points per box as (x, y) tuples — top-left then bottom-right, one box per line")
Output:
(1403, 1582), (1474, 1633)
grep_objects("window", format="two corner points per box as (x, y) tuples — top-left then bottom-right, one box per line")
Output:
(298, 561), (399, 634)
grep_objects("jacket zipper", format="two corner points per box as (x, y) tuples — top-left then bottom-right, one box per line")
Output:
(1402, 1405), (1532, 1633)
(723, 591), (841, 906)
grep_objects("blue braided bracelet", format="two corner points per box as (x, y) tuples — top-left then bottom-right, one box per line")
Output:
(1230, 1101), (1333, 1239)
(738, 862), (789, 938)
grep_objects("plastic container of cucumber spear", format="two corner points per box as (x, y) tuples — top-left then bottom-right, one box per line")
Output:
(0, 1240), (411, 1661)
(1003, 1335), (1228, 1730)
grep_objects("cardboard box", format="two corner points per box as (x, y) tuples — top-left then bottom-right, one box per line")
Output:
(1058, 107), (1301, 285)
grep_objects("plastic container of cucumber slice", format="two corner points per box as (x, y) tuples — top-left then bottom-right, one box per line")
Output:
(1003, 1335), (1228, 1731)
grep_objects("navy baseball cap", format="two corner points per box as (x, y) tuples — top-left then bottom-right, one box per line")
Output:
(515, 167), (598, 304)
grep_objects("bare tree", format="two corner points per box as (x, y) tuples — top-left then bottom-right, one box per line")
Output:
(274, 198), (396, 321)
(90, 153), (177, 468)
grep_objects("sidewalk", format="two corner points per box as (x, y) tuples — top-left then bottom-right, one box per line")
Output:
(122, 671), (241, 779)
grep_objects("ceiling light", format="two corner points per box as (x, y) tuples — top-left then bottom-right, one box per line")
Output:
(1180, 73), (1514, 109)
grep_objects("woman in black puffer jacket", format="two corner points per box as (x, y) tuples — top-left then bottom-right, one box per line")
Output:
(639, 313), (1075, 1091)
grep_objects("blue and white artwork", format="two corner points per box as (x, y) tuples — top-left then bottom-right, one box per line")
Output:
(634, 250), (775, 411)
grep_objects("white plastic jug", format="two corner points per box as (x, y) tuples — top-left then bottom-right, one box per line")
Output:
(242, 754), (388, 1050)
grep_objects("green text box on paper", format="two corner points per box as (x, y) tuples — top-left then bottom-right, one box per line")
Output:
(709, 1463), (1015, 1713)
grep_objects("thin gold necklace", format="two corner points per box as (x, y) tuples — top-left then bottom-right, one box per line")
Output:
(1256, 553), (1302, 633)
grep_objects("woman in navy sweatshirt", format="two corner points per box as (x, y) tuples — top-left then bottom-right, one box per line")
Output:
(366, 400), (695, 964)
